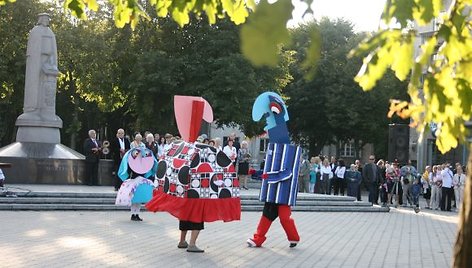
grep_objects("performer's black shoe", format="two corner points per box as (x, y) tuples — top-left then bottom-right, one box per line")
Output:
(289, 242), (298, 248)
(131, 214), (142, 221)
(177, 241), (189, 248)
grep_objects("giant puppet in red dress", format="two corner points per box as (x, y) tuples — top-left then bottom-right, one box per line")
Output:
(146, 96), (241, 252)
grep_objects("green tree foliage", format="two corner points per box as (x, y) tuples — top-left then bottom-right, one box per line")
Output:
(54, 0), (470, 154)
(0, 0), (15, 6)
(129, 15), (292, 136)
(1, 1), (291, 146)
(61, 0), (255, 29)
(351, 0), (471, 153)
(286, 18), (408, 157)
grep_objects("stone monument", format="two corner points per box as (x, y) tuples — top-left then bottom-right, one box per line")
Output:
(16, 13), (63, 143)
(0, 13), (85, 184)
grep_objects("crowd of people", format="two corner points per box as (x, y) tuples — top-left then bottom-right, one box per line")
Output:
(83, 128), (468, 213)
(298, 154), (468, 212)
(83, 129), (252, 190)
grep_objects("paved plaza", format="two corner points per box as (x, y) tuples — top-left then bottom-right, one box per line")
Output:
(0, 206), (458, 267)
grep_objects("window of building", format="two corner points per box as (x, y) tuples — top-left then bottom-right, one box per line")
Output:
(340, 141), (355, 157)
(259, 138), (269, 153)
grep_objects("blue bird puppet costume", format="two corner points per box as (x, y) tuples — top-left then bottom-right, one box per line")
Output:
(247, 92), (302, 248)
(115, 147), (157, 221)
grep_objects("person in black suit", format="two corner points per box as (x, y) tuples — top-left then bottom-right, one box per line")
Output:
(362, 155), (382, 205)
(83, 129), (102, 186)
(110, 128), (130, 191)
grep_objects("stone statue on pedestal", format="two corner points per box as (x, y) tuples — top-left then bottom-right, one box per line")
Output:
(15, 13), (63, 144)
(0, 13), (88, 185)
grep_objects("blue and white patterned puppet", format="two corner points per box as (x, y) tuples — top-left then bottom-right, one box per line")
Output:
(115, 147), (157, 221)
(247, 92), (302, 248)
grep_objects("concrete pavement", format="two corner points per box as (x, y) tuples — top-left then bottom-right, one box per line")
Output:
(0, 207), (458, 267)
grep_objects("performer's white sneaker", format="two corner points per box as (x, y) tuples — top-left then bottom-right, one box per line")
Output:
(246, 238), (257, 247)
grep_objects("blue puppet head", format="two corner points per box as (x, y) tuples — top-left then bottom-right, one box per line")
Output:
(252, 92), (289, 131)
(118, 147), (158, 181)
(252, 92), (290, 144)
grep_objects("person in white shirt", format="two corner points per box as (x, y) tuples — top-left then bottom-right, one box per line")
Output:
(157, 136), (166, 158)
(320, 159), (333, 195)
(440, 163), (454, 211)
(430, 165), (442, 210)
(453, 165), (466, 210)
(222, 139), (237, 166)
(214, 137), (223, 151)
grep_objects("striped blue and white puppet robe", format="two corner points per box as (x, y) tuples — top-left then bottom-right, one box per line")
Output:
(260, 143), (302, 206)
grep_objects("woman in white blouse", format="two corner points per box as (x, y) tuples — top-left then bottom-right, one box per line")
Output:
(320, 159), (333, 195)
(453, 165), (466, 210)
(430, 165), (443, 210)
(223, 139), (237, 165)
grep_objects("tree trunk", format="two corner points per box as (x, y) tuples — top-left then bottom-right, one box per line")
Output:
(453, 144), (472, 267)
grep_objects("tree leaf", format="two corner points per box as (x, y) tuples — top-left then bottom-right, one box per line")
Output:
(64, 0), (86, 19)
(414, 0), (436, 25)
(391, 33), (414, 80)
(381, 0), (415, 28)
(84, 0), (98, 11)
(240, 0), (292, 66)
(246, 0), (256, 11)
(0, 0), (16, 6)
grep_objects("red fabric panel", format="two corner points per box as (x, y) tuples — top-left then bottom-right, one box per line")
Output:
(146, 191), (241, 222)
(189, 100), (204, 142)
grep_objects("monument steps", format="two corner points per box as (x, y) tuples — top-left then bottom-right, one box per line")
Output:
(0, 192), (389, 212)
(0, 197), (373, 207)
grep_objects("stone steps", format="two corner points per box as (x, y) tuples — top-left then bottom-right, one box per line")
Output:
(0, 191), (389, 212)
(0, 203), (388, 212)
(0, 197), (373, 207)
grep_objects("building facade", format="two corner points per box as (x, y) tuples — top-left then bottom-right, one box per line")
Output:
(412, 0), (469, 172)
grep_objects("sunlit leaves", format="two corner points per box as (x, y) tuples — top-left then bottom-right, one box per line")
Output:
(91, 0), (255, 28)
(0, 0), (15, 6)
(108, 0), (147, 29)
(351, 29), (415, 90)
(388, 99), (410, 118)
(415, 0), (442, 25)
(0, 82), (14, 99)
(381, 0), (442, 27)
(240, 0), (292, 66)
(354, 0), (472, 153)
(64, 0), (98, 20)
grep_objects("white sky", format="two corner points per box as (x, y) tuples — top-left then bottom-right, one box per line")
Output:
(42, 0), (387, 32)
(289, 0), (387, 32)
